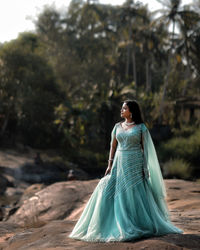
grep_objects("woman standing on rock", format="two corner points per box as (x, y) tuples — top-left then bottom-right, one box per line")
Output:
(68, 99), (183, 242)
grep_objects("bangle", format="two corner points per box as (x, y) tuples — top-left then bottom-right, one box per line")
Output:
(108, 159), (113, 162)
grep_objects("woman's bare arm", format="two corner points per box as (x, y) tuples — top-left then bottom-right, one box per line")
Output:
(104, 137), (118, 176)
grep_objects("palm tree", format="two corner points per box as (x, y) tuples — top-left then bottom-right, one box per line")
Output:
(153, 0), (190, 123)
(139, 20), (165, 92)
(116, 0), (146, 88)
(118, 1), (139, 86)
(177, 7), (200, 95)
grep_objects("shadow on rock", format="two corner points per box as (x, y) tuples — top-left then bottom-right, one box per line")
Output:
(159, 233), (200, 250)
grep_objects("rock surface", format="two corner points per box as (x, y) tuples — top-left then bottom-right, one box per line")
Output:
(0, 179), (199, 249)
(0, 149), (89, 186)
(8, 180), (97, 226)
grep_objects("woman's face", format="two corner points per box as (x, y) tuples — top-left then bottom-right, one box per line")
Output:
(120, 103), (132, 119)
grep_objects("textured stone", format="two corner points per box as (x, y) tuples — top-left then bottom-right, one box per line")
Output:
(0, 179), (199, 249)
(8, 180), (97, 226)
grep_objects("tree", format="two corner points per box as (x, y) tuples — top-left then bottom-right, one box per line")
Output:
(0, 33), (64, 147)
(154, 0), (199, 122)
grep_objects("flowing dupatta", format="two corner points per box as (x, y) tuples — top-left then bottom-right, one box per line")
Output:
(141, 123), (170, 221)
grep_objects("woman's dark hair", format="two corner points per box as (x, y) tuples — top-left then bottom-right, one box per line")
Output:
(123, 99), (144, 124)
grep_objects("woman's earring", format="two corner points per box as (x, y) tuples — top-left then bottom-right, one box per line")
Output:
(130, 113), (132, 119)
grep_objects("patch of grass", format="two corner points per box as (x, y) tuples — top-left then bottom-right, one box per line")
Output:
(160, 128), (200, 167)
(163, 158), (192, 180)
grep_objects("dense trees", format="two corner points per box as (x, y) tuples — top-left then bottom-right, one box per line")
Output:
(0, 0), (200, 174)
(154, 0), (200, 121)
(0, 33), (64, 147)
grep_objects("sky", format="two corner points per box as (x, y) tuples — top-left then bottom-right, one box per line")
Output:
(0, 0), (193, 43)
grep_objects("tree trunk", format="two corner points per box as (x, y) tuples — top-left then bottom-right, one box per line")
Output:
(182, 40), (191, 96)
(158, 51), (172, 124)
(158, 20), (175, 123)
(0, 111), (10, 138)
(132, 49), (137, 87)
(125, 25), (131, 78)
(145, 59), (151, 92)
(149, 63), (152, 91)
(182, 63), (191, 96)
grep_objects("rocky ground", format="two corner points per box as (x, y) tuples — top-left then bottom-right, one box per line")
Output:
(0, 149), (200, 249)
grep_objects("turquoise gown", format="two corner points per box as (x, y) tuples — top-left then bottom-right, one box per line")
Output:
(68, 122), (183, 242)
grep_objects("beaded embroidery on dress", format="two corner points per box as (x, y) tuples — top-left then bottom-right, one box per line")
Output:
(68, 123), (183, 242)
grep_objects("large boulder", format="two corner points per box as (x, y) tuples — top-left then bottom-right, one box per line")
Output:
(8, 180), (97, 226)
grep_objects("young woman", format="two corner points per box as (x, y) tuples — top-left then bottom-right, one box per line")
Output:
(68, 99), (183, 242)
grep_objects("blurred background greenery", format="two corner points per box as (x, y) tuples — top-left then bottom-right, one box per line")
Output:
(0, 0), (200, 180)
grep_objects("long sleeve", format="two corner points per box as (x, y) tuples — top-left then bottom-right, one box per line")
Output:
(141, 123), (170, 221)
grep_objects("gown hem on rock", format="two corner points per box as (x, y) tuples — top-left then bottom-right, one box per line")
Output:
(68, 123), (183, 242)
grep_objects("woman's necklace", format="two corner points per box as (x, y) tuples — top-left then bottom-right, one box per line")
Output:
(124, 121), (135, 126)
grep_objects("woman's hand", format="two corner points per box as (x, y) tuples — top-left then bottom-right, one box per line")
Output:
(104, 166), (112, 176)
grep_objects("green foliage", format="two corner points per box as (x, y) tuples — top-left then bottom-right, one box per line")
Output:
(161, 129), (200, 163)
(162, 158), (192, 180)
(0, 1), (200, 178)
(159, 127), (200, 179)
(0, 33), (64, 148)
